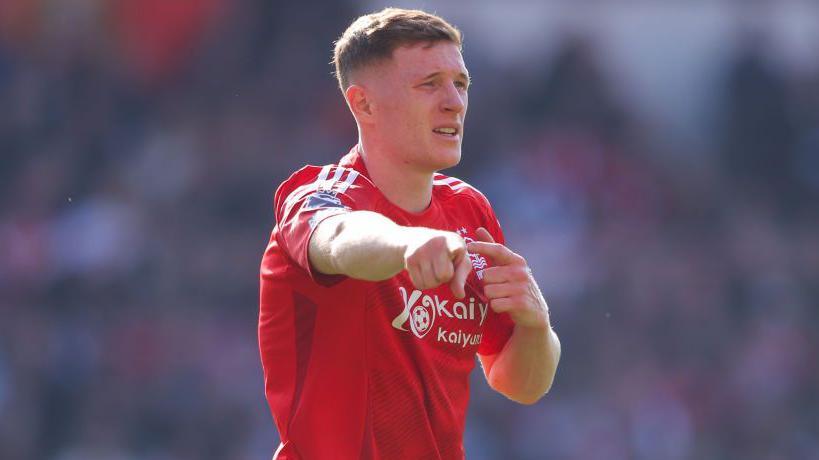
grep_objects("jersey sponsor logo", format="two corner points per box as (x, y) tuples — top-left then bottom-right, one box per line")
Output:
(437, 327), (482, 348)
(393, 287), (489, 344)
(393, 287), (437, 339)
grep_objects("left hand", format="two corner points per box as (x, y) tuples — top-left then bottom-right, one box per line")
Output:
(467, 228), (550, 329)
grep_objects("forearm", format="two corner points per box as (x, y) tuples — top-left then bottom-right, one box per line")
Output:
(309, 211), (408, 280)
(487, 323), (561, 405)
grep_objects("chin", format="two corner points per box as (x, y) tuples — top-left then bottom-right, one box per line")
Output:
(431, 145), (462, 171)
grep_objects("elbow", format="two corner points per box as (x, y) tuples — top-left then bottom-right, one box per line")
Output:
(502, 388), (548, 406)
(509, 393), (544, 406)
(518, 378), (555, 405)
(489, 375), (554, 406)
(486, 328), (562, 405)
(519, 381), (555, 405)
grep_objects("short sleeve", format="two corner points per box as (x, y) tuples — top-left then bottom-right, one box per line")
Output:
(477, 199), (515, 355)
(273, 165), (372, 285)
(478, 309), (514, 355)
(484, 201), (505, 246)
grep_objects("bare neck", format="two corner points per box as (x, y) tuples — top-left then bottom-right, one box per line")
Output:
(357, 141), (433, 214)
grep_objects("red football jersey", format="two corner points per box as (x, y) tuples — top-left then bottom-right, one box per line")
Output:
(259, 147), (515, 459)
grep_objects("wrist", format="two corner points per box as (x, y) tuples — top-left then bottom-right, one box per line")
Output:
(515, 308), (552, 332)
(395, 225), (414, 257)
(517, 319), (551, 333)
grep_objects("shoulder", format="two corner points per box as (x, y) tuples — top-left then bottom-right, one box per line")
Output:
(275, 164), (375, 205)
(432, 172), (493, 210)
(280, 164), (365, 193)
(434, 172), (505, 242)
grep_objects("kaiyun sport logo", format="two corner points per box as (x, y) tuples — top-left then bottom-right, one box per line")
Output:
(393, 287), (437, 338)
(392, 287), (488, 348)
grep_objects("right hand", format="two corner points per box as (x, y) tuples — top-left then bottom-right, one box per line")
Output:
(401, 228), (472, 298)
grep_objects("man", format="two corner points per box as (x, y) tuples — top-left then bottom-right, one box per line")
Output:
(259, 8), (560, 459)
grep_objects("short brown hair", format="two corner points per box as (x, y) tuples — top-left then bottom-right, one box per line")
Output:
(332, 8), (463, 91)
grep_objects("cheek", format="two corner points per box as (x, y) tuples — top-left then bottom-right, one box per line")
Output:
(383, 98), (426, 134)
(378, 94), (405, 124)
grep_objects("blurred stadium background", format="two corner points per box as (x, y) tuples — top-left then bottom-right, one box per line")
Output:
(2, 0), (818, 459)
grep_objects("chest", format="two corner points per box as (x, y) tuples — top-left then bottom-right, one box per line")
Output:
(365, 232), (493, 357)
(366, 277), (489, 357)
(363, 200), (494, 353)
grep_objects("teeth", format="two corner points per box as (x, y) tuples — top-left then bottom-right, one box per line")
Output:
(434, 128), (457, 134)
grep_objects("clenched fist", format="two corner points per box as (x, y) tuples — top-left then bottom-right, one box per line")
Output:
(401, 227), (472, 298)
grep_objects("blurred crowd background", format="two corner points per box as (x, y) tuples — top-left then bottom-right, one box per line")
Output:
(1, 0), (818, 459)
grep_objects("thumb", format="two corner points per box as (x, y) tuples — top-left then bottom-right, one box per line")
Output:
(474, 227), (495, 243)
(449, 250), (471, 299)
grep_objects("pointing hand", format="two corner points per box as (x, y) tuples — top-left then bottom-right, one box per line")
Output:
(466, 228), (550, 328)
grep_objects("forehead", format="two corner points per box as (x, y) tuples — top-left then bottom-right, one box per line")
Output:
(388, 42), (467, 79)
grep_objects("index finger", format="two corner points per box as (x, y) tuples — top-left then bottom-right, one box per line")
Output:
(449, 250), (471, 299)
(466, 241), (522, 266)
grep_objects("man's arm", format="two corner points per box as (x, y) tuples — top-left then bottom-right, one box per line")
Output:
(308, 210), (472, 297)
(469, 228), (561, 405)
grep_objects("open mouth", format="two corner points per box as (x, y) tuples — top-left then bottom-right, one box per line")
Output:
(433, 127), (460, 138)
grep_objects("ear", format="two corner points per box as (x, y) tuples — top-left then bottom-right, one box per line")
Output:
(345, 84), (375, 125)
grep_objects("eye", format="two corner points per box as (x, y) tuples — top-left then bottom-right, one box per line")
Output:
(455, 80), (468, 90)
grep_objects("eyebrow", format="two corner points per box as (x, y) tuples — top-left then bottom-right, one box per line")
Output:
(419, 71), (471, 83)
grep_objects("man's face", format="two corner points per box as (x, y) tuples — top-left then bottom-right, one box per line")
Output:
(363, 41), (469, 173)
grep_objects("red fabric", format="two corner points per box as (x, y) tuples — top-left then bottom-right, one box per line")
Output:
(259, 147), (514, 459)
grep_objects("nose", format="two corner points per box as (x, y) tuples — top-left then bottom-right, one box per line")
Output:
(440, 81), (466, 114)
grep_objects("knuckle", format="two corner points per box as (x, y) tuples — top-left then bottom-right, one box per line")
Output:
(430, 234), (447, 248)
(406, 252), (422, 265)
(405, 259), (417, 273)
(483, 267), (500, 282)
(490, 299), (508, 311)
(413, 247), (430, 260)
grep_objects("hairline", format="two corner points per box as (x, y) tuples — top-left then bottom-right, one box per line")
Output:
(342, 39), (463, 91)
